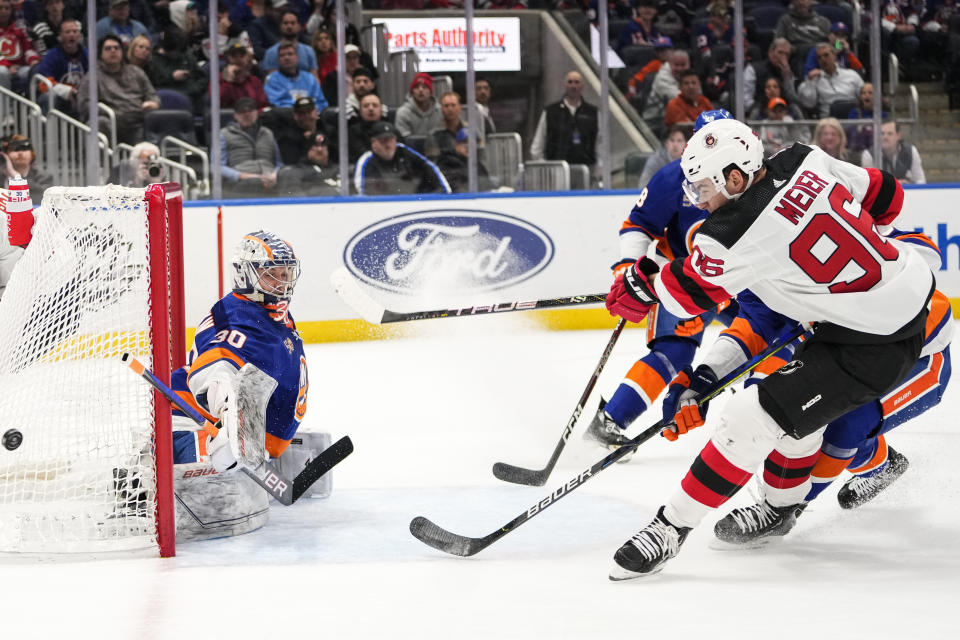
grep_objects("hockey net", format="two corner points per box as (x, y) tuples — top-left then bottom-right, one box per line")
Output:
(0, 184), (184, 558)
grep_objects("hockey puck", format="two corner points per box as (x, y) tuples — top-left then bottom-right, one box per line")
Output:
(2, 429), (23, 451)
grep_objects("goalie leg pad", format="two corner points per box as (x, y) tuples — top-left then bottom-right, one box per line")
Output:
(273, 431), (333, 499)
(174, 462), (269, 542)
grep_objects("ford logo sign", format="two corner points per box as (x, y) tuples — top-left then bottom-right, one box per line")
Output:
(344, 210), (555, 294)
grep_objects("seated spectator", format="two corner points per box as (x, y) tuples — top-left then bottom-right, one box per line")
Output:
(220, 42), (269, 110)
(272, 95), (328, 165)
(33, 18), (87, 114)
(845, 82), (890, 152)
(802, 21), (863, 77)
(95, 0), (149, 47)
(426, 91), (468, 159)
(261, 9), (316, 76)
(77, 35), (159, 145)
(148, 28), (209, 112)
(626, 36), (673, 102)
(277, 132), (341, 196)
(31, 0), (75, 57)
(641, 49), (689, 124)
(880, 0), (921, 72)
(347, 93), (389, 163)
(345, 67), (387, 121)
(747, 76), (804, 120)
(861, 120), (925, 184)
(264, 41), (327, 109)
(126, 33), (152, 70)
(0, 0), (40, 93)
(636, 123), (688, 188)
(109, 141), (167, 188)
(758, 97), (807, 156)
(219, 96), (282, 195)
(774, 0), (830, 53)
(203, 3), (252, 64)
(744, 38), (799, 118)
(475, 77), (497, 134)
(812, 116), (850, 162)
(247, 0), (283, 61)
(663, 70), (712, 127)
(167, 0), (202, 51)
(694, 2), (733, 54)
(437, 128), (493, 193)
(321, 42), (362, 106)
(1, 136), (53, 203)
(305, 0), (332, 36)
(654, 0), (693, 43)
(529, 70), (600, 176)
(395, 72), (443, 138)
(354, 121), (451, 196)
(311, 28), (336, 85)
(798, 42), (863, 118)
(615, 0), (659, 54)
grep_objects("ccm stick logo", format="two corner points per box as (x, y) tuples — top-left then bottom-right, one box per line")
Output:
(527, 468), (593, 517)
(344, 210), (555, 294)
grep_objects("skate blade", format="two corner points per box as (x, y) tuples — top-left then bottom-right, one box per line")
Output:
(708, 536), (784, 551)
(608, 562), (665, 581)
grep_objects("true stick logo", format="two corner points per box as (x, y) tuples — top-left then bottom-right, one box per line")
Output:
(344, 210), (554, 294)
(527, 468), (593, 517)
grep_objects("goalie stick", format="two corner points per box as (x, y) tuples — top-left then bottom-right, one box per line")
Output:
(122, 354), (352, 505)
(410, 325), (805, 556)
(330, 266), (605, 324)
(492, 318), (627, 486)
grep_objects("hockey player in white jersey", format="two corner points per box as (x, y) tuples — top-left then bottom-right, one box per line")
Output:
(604, 119), (933, 579)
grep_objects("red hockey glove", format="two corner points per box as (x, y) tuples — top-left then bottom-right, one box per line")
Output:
(606, 257), (660, 324)
(660, 365), (718, 441)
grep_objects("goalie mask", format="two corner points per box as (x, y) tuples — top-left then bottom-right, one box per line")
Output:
(232, 231), (301, 305)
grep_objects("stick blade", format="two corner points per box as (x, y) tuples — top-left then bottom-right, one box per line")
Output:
(291, 436), (354, 502)
(409, 516), (487, 557)
(491, 461), (548, 487)
(330, 267), (385, 325)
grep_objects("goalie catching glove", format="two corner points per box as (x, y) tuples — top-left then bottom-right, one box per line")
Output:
(660, 365), (718, 441)
(605, 257), (660, 323)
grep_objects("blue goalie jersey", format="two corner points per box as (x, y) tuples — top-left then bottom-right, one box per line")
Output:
(171, 293), (308, 461)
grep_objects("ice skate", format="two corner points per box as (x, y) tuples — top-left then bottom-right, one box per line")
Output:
(583, 400), (634, 462)
(610, 506), (691, 580)
(712, 500), (806, 548)
(837, 447), (909, 510)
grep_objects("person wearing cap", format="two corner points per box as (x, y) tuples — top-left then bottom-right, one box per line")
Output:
(261, 9), (317, 77)
(0, 0), (41, 92)
(220, 43), (269, 110)
(95, 0), (149, 46)
(347, 93), (389, 163)
(614, 0), (659, 55)
(344, 66), (388, 122)
(694, 1), (734, 54)
(78, 34), (159, 145)
(798, 42), (864, 118)
(802, 21), (864, 77)
(774, 0), (830, 50)
(394, 72), (443, 139)
(277, 132), (341, 197)
(1, 135), (53, 204)
(220, 96), (283, 195)
(426, 91), (469, 160)
(435, 127), (494, 194)
(663, 69), (713, 127)
(264, 41), (327, 109)
(626, 36), (673, 101)
(271, 95), (331, 165)
(320, 42), (368, 106)
(33, 18), (87, 114)
(354, 121), (451, 196)
(743, 38), (799, 118)
(758, 97), (806, 156)
(530, 70), (601, 175)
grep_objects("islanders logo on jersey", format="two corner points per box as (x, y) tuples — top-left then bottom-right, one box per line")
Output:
(343, 210), (555, 294)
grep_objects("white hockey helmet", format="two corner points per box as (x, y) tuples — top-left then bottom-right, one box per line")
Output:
(232, 230), (301, 304)
(680, 119), (764, 206)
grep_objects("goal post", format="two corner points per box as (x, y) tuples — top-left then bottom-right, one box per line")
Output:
(0, 183), (185, 558)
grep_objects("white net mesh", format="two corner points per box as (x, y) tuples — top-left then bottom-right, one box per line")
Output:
(0, 186), (160, 556)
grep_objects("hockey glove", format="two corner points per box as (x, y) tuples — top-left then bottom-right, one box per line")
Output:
(606, 257), (660, 324)
(610, 258), (635, 279)
(661, 365), (718, 441)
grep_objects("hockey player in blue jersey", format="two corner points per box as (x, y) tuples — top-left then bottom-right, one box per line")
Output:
(584, 109), (739, 454)
(169, 230), (309, 540)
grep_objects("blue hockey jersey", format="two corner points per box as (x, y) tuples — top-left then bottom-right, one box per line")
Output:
(172, 293), (308, 460)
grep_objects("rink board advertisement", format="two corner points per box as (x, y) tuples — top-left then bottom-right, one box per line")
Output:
(181, 186), (960, 340)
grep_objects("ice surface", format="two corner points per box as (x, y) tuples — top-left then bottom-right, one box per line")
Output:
(3, 318), (958, 639)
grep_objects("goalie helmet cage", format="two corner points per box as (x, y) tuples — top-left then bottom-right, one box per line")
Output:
(0, 183), (184, 559)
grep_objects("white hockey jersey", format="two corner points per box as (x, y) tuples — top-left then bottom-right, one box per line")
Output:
(654, 144), (933, 337)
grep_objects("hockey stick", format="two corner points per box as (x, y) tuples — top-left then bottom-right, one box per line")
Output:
(410, 325), (806, 556)
(492, 318), (627, 486)
(122, 354), (353, 505)
(330, 266), (606, 325)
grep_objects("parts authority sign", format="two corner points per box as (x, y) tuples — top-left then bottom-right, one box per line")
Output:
(371, 17), (521, 72)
